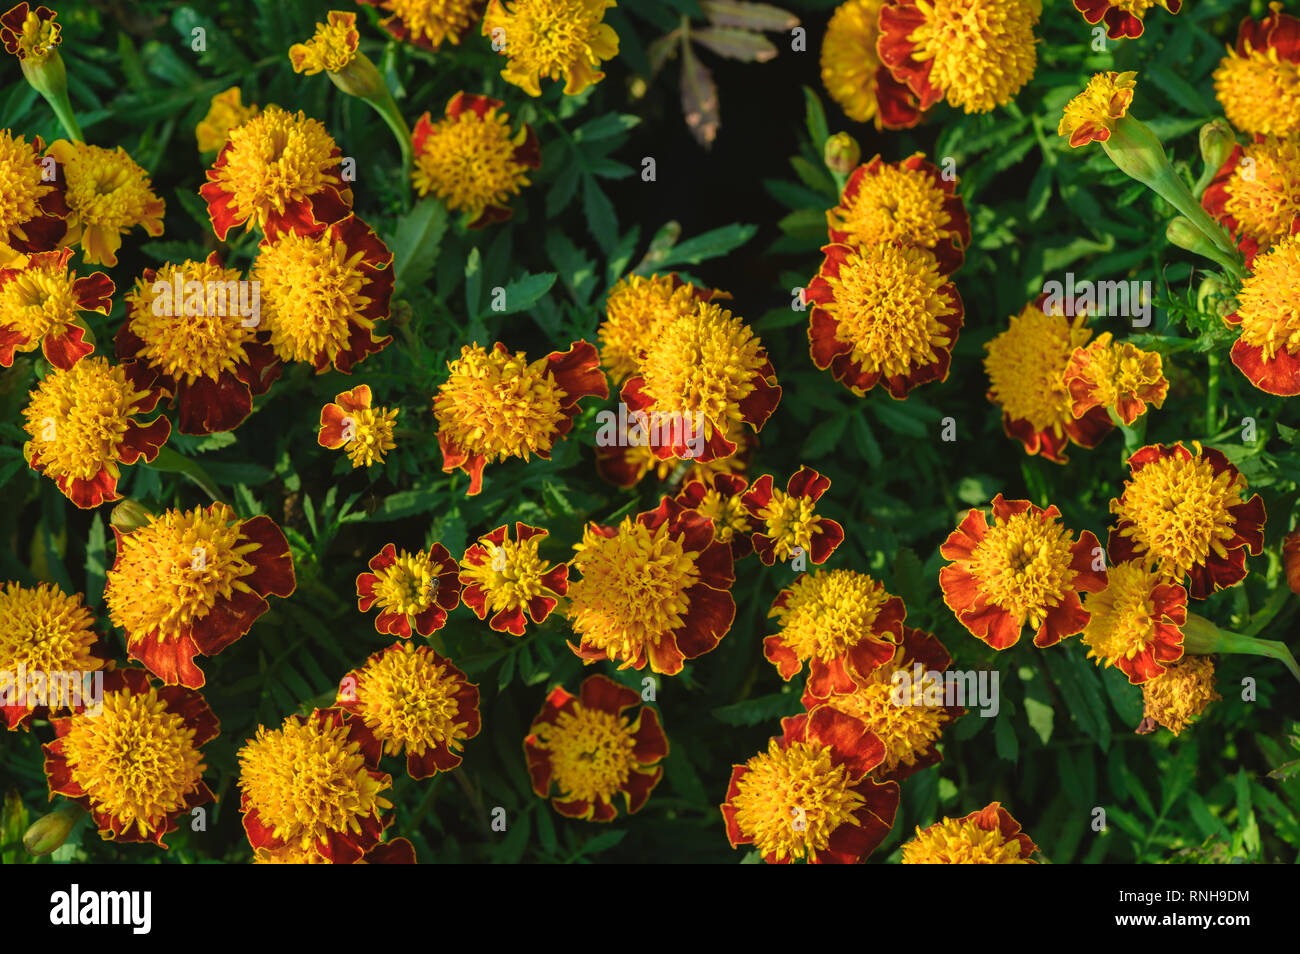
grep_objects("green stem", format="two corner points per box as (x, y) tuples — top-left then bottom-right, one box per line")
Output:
(1206, 349), (1221, 433)
(366, 88), (413, 191)
(1185, 613), (1300, 687)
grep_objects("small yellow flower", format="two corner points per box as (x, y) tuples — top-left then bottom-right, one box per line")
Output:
(482, 0), (619, 97)
(45, 140), (164, 268)
(195, 87), (259, 153)
(1059, 71), (1137, 147)
(598, 273), (711, 385)
(1139, 656), (1220, 735)
(318, 385), (398, 468)
(0, 129), (66, 266)
(0, 2), (59, 61)
(901, 802), (1037, 864)
(359, 0), (482, 51)
(459, 523), (568, 636)
(820, 0), (921, 129)
(289, 10), (359, 74)
(1079, 561), (1187, 684)
(1214, 5), (1300, 138)
(1063, 332), (1167, 426)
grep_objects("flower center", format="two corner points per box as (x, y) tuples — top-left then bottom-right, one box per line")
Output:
(773, 569), (893, 663)
(903, 815), (1030, 863)
(830, 164), (948, 248)
(22, 357), (141, 482)
(0, 582), (99, 674)
(215, 107), (340, 227)
(697, 488), (750, 544)
(985, 304), (1088, 432)
(341, 404), (397, 468)
(1080, 562), (1160, 664)
(60, 143), (160, 232)
(758, 488), (821, 561)
(256, 230), (372, 364)
(908, 0), (1039, 113)
(0, 131), (50, 234)
(532, 705), (637, 805)
(1233, 233), (1300, 359)
(1224, 137), (1300, 245)
(969, 510), (1077, 626)
(499, 0), (607, 74)
(372, 551), (439, 617)
(1214, 49), (1300, 139)
(412, 109), (531, 214)
(0, 259), (78, 341)
(357, 647), (464, 758)
(461, 535), (551, 613)
(384, 0), (478, 46)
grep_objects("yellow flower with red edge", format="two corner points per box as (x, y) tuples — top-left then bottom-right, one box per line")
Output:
(1201, 136), (1300, 265)
(195, 87), (258, 153)
(43, 669), (218, 847)
(237, 707), (394, 863)
(118, 254), (281, 435)
(0, 247), (110, 370)
(1073, 0), (1179, 40)
(940, 494), (1106, 650)
(0, 129), (68, 266)
(359, 0), (482, 51)
(598, 272), (724, 386)
(767, 568), (905, 698)
(482, 0), (618, 98)
(1223, 232), (1300, 395)
(674, 472), (753, 560)
(1, 581), (108, 731)
(254, 215), (393, 373)
(566, 496), (735, 676)
(45, 140), (164, 268)
(357, 543), (462, 638)
(878, 0), (1039, 115)
(200, 105), (353, 241)
(288, 10), (359, 74)
(459, 523), (568, 636)
(22, 355), (170, 508)
(1108, 442), (1265, 598)
(820, 0), (922, 129)
(803, 626), (963, 782)
(901, 802), (1037, 863)
(0, 2), (58, 61)
(1079, 561), (1187, 684)
(1138, 656), (1219, 735)
(525, 674), (667, 821)
(412, 92), (540, 228)
(336, 642), (481, 780)
(805, 242), (963, 398)
(1058, 70), (1137, 147)
(1063, 332), (1167, 426)
(433, 340), (607, 495)
(318, 384), (397, 468)
(104, 503), (296, 689)
(741, 466), (844, 566)
(1214, 4), (1300, 138)
(721, 709), (899, 864)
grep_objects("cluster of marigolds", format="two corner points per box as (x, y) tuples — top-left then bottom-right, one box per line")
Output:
(2, 0), (1300, 865)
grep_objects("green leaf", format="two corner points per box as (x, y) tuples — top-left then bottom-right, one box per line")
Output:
(582, 175), (619, 253)
(1023, 697), (1054, 745)
(480, 272), (557, 318)
(712, 691), (800, 726)
(389, 197), (448, 295)
(646, 223), (756, 269)
(802, 86), (828, 152)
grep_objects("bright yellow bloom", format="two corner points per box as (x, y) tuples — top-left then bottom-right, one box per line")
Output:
(195, 87), (258, 153)
(532, 704), (638, 805)
(0, 129), (60, 263)
(1140, 656), (1219, 735)
(969, 512), (1077, 629)
(1059, 71), (1137, 147)
(825, 157), (965, 257)
(0, 582), (103, 728)
(599, 274), (705, 385)
(820, 0), (903, 127)
(902, 803), (1037, 863)
(360, 0), (481, 50)
(45, 140), (164, 267)
(459, 523), (567, 636)
(903, 0), (1039, 114)
(1080, 561), (1186, 684)
(1064, 332), (1167, 426)
(482, 0), (619, 97)
(1232, 232), (1300, 363)
(289, 10), (359, 74)
(1221, 137), (1300, 250)
(1214, 27), (1300, 138)
(318, 385), (397, 469)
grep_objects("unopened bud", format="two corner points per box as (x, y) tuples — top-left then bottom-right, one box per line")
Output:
(823, 132), (860, 178)
(110, 499), (155, 534)
(23, 802), (82, 856)
(1199, 118), (1237, 176)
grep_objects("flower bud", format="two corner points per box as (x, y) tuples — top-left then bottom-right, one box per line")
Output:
(23, 802), (81, 856)
(823, 132), (861, 178)
(110, 499), (155, 534)
(1199, 118), (1236, 176)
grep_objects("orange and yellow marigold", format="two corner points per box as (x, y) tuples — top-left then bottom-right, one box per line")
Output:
(0, 247), (110, 370)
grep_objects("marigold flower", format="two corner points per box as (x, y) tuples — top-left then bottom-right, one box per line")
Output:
(1223, 232), (1300, 394)
(598, 272), (723, 385)
(289, 10), (359, 74)
(805, 242), (963, 398)
(722, 709), (899, 864)
(741, 466), (845, 566)
(1058, 70), (1137, 147)
(254, 836), (416, 864)
(336, 642), (480, 779)
(43, 669), (218, 847)
(44, 140), (163, 268)
(434, 340), (607, 495)
(0, 129), (67, 266)
(940, 494), (1105, 651)
(459, 523), (567, 636)
(238, 707), (393, 864)
(255, 214), (393, 373)
(567, 497), (735, 676)
(0, 247), (110, 370)
(1108, 442), (1265, 598)
(482, 0), (618, 97)
(594, 427), (755, 489)
(0, 582), (107, 731)
(22, 356), (170, 508)
(359, 0), (482, 50)
(318, 384), (397, 468)
(200, 105), (353, 241)
(985, 297), (1111, 463)
(1078, 560), (1186, 684)
(803, 626), (962, 782)
(901, 801), (1037, 864)
(826, 153), (970, 272)
(1201, 136), (1300, 265)
(674, 472), (753, 560)
(820, 0), (923, 129)
(1063, 331), (1167, 426)
(767, 568), (905, 698)
(104, 503), (296, 689)
(0, 2), (57, 61)
(1214, 3), (1300, 138)
(622, 302), (780, 463)
(195, 86), (258, 154)
(1137, 655), (1219, 735)
(1073, 0), (1179, 40)
(357, 542), (461, 638)
(878, 0), (1039, 115)
(117, 254), (280, 435)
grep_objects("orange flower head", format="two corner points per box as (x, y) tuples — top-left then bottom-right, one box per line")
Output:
(1138, 655), (1219, 735)
(721, 709), (899, 864)
(358, 0), (481, 50)
(674, 472), (753, 560)
(767, 568), (906, 698)
(317, 384), (397, 468)
(460, 523), (568, 636)
(598, 273), (719, 385)
(1072, 0), (1179, 41)
(43, 669), (218, 847)
(901, 802), (1037, 863)
(1224, 232), (1300, 394)
(45, 140), (164, 268)
(940, 494), (1106, 650)
(1214, 4), (1300, 138)
(195, 87), (259, 153)
(0, 129), (67, 264)
(0, 2), (58, 60)
(0, 248), (110, 370)
(1108, 442), (1265, 598)
(741, 466), (845, 566)
(805, 242), (963, 399)
(22, 355), (170, 508)
(525, 674), (668, 822)
(820, 0), (923, 129)
(356, 543), (461, 638)
(1080, 561), (1187, 684)
(1203, 136), (1300, 264)
(566, 498), (735, 676)
(482, 0), (619, 97)
(1059, 71), (1137, 147)
(289, 10), (359, 74)
(1064, 331), (1167, 426)
(336, 642), (480, 779)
